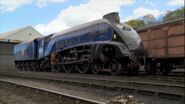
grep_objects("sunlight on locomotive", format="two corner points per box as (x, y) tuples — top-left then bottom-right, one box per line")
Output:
(113, 34), (117, 40)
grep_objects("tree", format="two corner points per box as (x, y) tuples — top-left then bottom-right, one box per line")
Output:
(162, 6), (185, 22)
(126, 19), (146, 28)
(142, 14), (157, 26)
(125, 7), (184, 28)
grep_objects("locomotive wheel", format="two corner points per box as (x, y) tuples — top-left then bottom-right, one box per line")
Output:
(63, 64), (74, 73)
(91, 63), (100, 74)
(55, 65), (61, 73)
(110, 59), (122, 76)
(128, 61), (139, 76)
(76, 61), (90, 74)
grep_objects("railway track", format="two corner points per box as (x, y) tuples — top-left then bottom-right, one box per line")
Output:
(0, 70), (184, 83)
(0, 79), (103, 104)
(0, 71), (184, 102)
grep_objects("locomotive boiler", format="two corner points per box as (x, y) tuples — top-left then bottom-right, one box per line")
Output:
(14, 12), (150, 75)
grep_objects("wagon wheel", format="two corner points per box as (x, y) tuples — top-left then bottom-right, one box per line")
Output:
(91, 63), (100, 74)
(76, 61), (90, 74)
(63, 64), (74, 73)
(127, 61), (139, 76)
(160, 64), (172, 75)
(145, 63), (157, 75)
(110, 59), (122, 76)
(145, 58), (157, 75)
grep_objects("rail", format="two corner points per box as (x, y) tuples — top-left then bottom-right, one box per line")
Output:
(0, 79), (104, 104)
(0, 71), (184, 101)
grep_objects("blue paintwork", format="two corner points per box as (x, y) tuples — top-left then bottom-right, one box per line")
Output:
(44, 22), (113, 57)
(36, 34), (54, 59)
(14, 20), (121, 61)
(14, 41), (36, 61)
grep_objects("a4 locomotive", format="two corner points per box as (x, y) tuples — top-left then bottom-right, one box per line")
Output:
(14, 12), (153, 75)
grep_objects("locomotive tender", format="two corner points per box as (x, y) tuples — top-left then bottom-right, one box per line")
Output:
(14, 12), (150, 75)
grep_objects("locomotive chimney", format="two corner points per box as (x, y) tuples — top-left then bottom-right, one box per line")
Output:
(103, 12), (120, 23)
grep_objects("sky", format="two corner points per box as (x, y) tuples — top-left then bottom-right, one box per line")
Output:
(0, 0), (184, 35)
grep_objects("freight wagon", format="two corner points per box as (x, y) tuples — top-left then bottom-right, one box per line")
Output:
(137, 19), (185, 75)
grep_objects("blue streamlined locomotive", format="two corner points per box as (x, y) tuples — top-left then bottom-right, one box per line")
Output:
(14, 12), (150, 75)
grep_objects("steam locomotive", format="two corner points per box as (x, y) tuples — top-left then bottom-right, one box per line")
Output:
(14, 12), (152, 75)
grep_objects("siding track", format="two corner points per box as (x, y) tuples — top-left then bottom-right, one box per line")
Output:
(0, 79), (103, 104)
(0, 71), (184, 101)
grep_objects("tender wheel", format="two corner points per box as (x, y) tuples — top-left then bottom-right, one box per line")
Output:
(22, 63), (26, 71)
(18, 63), (22, 71)
(91, 63), (100, 74)
(32, 62), (37, 71)
(25, 62), (29, 71)
(20, 63), (23, 71)
(76, 61), (90, 74)
(27, 62), (32, 71)
(63, 64), (74, 73)
(110, 59), (122, 76)
(128, 61), (139, 76)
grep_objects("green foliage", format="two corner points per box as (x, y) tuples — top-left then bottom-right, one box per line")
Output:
(125, 7), (184, 28)
(163, 6), (185, 22)
(126, 19), (146, 28)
